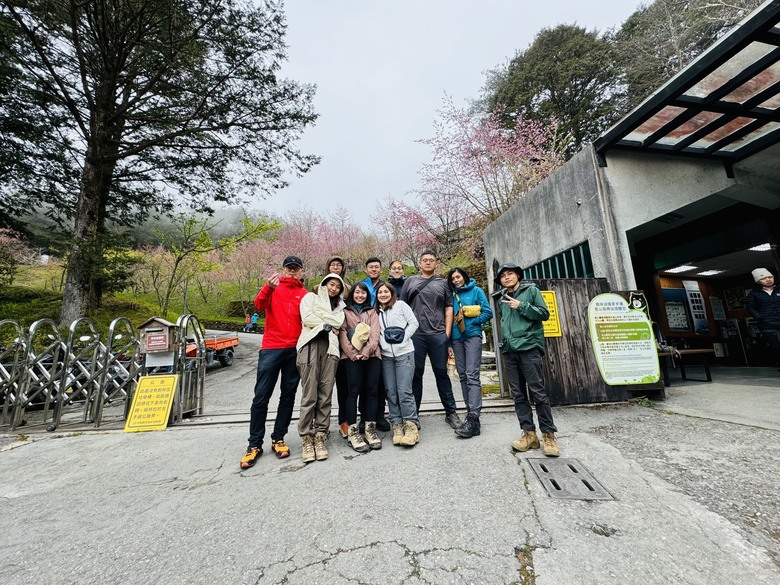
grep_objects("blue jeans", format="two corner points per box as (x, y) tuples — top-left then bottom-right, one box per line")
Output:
(247, 348), (300, 447)
(503, 348), (557, 434)
(451, 336), (483, 417)
(383, 351), (418, 425)
(412, 332), (457, 414)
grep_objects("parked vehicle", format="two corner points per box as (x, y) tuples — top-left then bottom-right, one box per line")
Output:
(186, 334), (239, 367)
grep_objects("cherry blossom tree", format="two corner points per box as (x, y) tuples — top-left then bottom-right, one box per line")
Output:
(417, 95), (563, 224)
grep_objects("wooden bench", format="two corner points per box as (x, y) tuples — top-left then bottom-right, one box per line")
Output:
(657, 349), (715, 387)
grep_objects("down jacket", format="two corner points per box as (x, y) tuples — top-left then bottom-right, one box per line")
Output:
(746, 284), (780, 330)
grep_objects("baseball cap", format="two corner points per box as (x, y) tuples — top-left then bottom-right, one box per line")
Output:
(283, 255), (304, 268)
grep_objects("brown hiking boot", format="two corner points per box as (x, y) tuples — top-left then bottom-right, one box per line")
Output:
(542, 432), (560, 457)
(363, 421), (382, 450)
(314, 431), (329, 461)
(511, 430), (540, 452)
(391, 423), (404, 445)
(399, 421), (419, 447)
(348, 423), (369, 453)
(301, 435), (315, 463)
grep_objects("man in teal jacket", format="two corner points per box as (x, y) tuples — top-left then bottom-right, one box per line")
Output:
(496, 263), (559, 457)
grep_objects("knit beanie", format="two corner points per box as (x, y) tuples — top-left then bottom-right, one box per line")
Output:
(752, 268), (773, 282)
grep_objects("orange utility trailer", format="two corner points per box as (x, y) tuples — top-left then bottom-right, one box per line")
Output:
(187, 333), (239, 367)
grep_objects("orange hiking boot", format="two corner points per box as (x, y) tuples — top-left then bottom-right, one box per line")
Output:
(271, 439), (290, 459)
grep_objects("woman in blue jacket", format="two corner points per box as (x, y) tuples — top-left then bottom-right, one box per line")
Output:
(447, 268), (493, 438)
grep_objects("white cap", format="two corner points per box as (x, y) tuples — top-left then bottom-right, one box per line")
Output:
(752, 268), (773, 282)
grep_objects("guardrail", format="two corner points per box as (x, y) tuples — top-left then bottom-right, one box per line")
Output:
(0, 315), (204, 431)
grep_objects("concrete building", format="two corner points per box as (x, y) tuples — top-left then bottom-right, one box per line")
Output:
(484, 0), (780, 367)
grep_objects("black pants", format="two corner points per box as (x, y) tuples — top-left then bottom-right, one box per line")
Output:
(345, 358), (381, 425)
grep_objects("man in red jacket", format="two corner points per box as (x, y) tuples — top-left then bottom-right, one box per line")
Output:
(241, 255), (308, 469)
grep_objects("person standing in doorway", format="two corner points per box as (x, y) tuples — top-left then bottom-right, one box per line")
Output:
(447, 267), (493, 438)
(402, 250), (461, 429)
(296, 273), (346, 463)
(240, 255), (308, 469)
(496, 263), (559, 457)
(746, 267), (780, 370)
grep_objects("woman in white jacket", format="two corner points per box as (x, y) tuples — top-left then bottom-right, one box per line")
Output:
(296, 273), (345, 463)
(376, 281), (420, 447)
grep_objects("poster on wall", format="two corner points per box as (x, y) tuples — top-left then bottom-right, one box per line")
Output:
(664, 301), (690, 331)
(587, 292), (660, 386)
(682, 280), (710, 334)
(724, 287), (747, 311)
(710, 297), (726, 320)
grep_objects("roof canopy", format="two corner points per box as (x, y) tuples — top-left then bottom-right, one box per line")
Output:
(595, 0), (780, 170)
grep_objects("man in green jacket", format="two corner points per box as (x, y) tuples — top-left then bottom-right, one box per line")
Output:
(496, 263), (559, 457)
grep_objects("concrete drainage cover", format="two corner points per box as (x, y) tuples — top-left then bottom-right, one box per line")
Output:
(526, 458), (614, 500)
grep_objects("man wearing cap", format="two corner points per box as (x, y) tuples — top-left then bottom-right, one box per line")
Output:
(495, 263), (560, 457)
(746, 267), (780, 369)
(240, 255), (309, 469)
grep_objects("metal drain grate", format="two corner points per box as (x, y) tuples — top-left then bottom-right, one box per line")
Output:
(526, 458), (614, 500)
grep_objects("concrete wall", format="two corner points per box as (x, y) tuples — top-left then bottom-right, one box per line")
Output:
(483, 147), (630, 292)
(601, 150), (735, 232)
(483, 145), (740, 293)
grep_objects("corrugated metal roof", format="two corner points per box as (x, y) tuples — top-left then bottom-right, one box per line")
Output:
(595, 0), (780, 167)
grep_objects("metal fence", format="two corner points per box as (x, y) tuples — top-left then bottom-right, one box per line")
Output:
(0, 315), (205, 431)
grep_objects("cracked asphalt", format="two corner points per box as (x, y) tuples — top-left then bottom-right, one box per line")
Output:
(1, 337), (778, 584)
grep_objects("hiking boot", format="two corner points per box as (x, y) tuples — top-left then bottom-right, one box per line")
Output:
(511, 430), (540, 452)
(454, 415), (481, 438)
(339, 421), (349, 439)
(240, 446), (262, 469)
(314, 431), (329, 461)
(444, 412), (462, 429)
(348, 423), (369, 453)
(399, 421), (419, 447)
(542, 432), (560, 457)
(271, 439), (290, 459)
(364, 421), (382, 450)
(375, 417), (391, 432)
(391, 423), (404, 445)
(301, 435), (315, 463)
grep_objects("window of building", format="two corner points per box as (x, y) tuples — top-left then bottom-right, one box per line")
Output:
(524, 242), (594, 279)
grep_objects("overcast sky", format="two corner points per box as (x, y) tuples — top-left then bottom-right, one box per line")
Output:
(254, 0), (644, 223)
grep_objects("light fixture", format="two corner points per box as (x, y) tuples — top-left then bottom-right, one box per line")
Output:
(665, 265), (698, 274)
(749, 243), (771, 252)
(696, 270), (725, 276)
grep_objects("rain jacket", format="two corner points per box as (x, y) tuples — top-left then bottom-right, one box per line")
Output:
(451, 278), (493, 341)
(254, 276), (308, 350)
(498, 283), (549, 353)
(297, 274), (346, 358)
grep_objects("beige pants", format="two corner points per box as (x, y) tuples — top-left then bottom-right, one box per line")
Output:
(296, 336), (338, 436)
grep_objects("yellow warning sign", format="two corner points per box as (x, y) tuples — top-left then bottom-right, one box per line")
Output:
(541, 291), (562, 337)
(124, 374), (178, 432)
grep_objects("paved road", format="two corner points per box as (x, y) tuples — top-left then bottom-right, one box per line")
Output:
(1, 339), (779, 584)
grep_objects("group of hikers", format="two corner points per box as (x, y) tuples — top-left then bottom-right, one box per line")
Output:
(239, 250), (561, 470)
